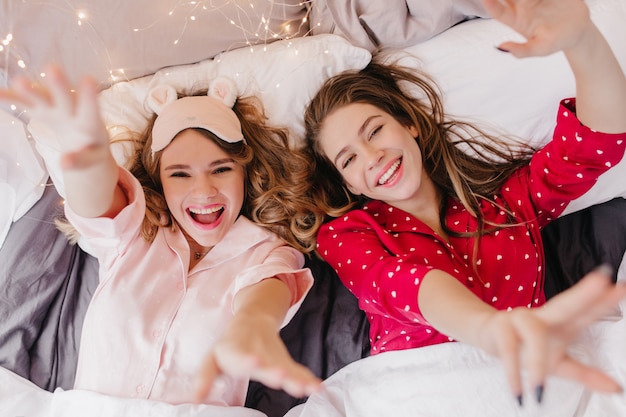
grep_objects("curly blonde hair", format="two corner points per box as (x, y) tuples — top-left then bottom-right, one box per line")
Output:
(126, 93), (317, 253)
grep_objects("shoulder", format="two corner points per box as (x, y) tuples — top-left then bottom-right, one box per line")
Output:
(317, 202), (394, 254)
(320, 201), (387, 233)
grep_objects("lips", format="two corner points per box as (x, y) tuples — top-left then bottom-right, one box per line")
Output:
(377, 158), (401, 186)
(188, 205), (224, 225)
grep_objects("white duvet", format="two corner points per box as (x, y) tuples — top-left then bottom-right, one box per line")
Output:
(2, 257), (624, 417)
(2, 290), (623, 417)
(286, 260), (626, 417)
(0, 367), (265, 417)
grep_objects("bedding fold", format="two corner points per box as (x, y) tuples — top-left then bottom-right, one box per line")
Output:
(309, 0), (489, 51)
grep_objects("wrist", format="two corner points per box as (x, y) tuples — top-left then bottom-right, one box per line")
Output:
(230, 309), (282, 333)
(563, 23), (603, 68)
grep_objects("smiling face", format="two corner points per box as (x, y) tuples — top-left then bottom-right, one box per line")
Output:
(318, 102), (437, 213)
(159, 129), (245, 249)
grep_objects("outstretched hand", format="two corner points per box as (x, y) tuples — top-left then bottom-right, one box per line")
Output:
(0, 65), (110, 170)
(477, 267), (626, 403)
(482, 0), (593, 58)
(195, 313), (322, 402)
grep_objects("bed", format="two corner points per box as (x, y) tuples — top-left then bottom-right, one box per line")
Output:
(1, 1), (625, 416)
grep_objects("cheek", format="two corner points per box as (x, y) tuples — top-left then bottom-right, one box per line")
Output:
(160, 181), (182, 210)
(341, 171), (364, 195)
(234, 181), (246, 210)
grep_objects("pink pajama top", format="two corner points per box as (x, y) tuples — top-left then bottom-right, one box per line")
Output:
(66, 167), (313, 406)
(317, 99), (626, 355)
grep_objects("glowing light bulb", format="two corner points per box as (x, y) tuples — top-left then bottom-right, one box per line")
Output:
(76, 9), (88, 26)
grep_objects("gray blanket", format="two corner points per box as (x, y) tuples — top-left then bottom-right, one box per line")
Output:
(0, 182), (98, 391)
(309, 0), (489, 51)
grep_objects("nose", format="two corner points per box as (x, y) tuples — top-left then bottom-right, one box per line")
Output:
(193, 175), (218, 198)
(365, 145), (384, 170)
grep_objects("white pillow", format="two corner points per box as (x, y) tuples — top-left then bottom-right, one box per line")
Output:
(31, 34), (372, 197)
(393, 0), (626, 214)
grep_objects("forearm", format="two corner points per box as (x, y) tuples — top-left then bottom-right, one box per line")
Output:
(418, 269), (496, 349)
(62, 144), (128, 218)
(232, 278), (292, 330)
(565, 23), (626, 133)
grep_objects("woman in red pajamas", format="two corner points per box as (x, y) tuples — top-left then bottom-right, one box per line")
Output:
(298, 0), (626, 406)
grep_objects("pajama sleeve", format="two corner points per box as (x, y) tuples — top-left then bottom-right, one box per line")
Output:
(503, 98), (626, 228)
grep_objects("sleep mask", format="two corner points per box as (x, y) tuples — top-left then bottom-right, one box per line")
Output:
(146, 77), (244, 153)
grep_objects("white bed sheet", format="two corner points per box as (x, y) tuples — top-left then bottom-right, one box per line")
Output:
(0, 366), (266, 417)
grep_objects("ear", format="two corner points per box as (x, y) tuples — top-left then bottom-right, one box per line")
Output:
(209, 77), (237, 108)
(145, 84), (178, 114)
(407, 124), (419, 137)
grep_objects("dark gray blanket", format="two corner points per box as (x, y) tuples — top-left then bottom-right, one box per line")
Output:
(0, 182), (98, 391)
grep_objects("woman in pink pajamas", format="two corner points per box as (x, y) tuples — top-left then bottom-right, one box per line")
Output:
(298, 0), (626, 406)
(0, 74), (322, 408)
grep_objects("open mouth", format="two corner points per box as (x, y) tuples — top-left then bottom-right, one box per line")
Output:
(188, 206), (224, 225)
(378, 158), (401, 186)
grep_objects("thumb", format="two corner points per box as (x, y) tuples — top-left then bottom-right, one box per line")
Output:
(195, 353), (220, 402)
(496, 40), (553, 59)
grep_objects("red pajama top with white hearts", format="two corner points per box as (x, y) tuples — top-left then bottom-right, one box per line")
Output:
(316, 99), (626, 355)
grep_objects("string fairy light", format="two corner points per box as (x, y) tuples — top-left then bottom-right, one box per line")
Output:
(1, 1), (322, 224)
(1, 0), (314, 87)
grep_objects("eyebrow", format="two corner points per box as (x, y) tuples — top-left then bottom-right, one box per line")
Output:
(163, 158), (236, 171)
(332, 114), (381, 166)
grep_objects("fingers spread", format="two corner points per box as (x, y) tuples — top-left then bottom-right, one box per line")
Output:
(542, 269), (625, 329)
(195, 354), (220, 402)
(493, 322), (524, 400)
(556, 355), (623, 393)
(77, 75), (102, 127)
(513, 311), (548, 392)
(481, 0), (515, 23)
(8, 76), (52, 109)
(44, 64), (76, 114)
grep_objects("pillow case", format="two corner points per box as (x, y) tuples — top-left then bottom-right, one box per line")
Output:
(0, 0), (309, 88)
(28, 34), (372, 198)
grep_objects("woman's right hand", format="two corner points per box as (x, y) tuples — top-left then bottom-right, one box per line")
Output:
(0, 64), (110, 170)
(1, 65), (126, 218)
(477, 267), (626, 403)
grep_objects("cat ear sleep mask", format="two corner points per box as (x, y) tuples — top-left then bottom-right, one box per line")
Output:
(146, 77), (244, 153)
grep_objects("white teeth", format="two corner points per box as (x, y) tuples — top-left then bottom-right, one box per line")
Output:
(189, 206), (223, 214)
(378, 160), (400, 185)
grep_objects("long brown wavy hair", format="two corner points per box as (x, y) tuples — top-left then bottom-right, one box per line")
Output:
(297, 59), (536, 252)
(123, 93), (318, 253)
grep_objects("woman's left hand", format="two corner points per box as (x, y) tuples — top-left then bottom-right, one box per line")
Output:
(477, 267), (626, 401)
(195, 313), (322, 402)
